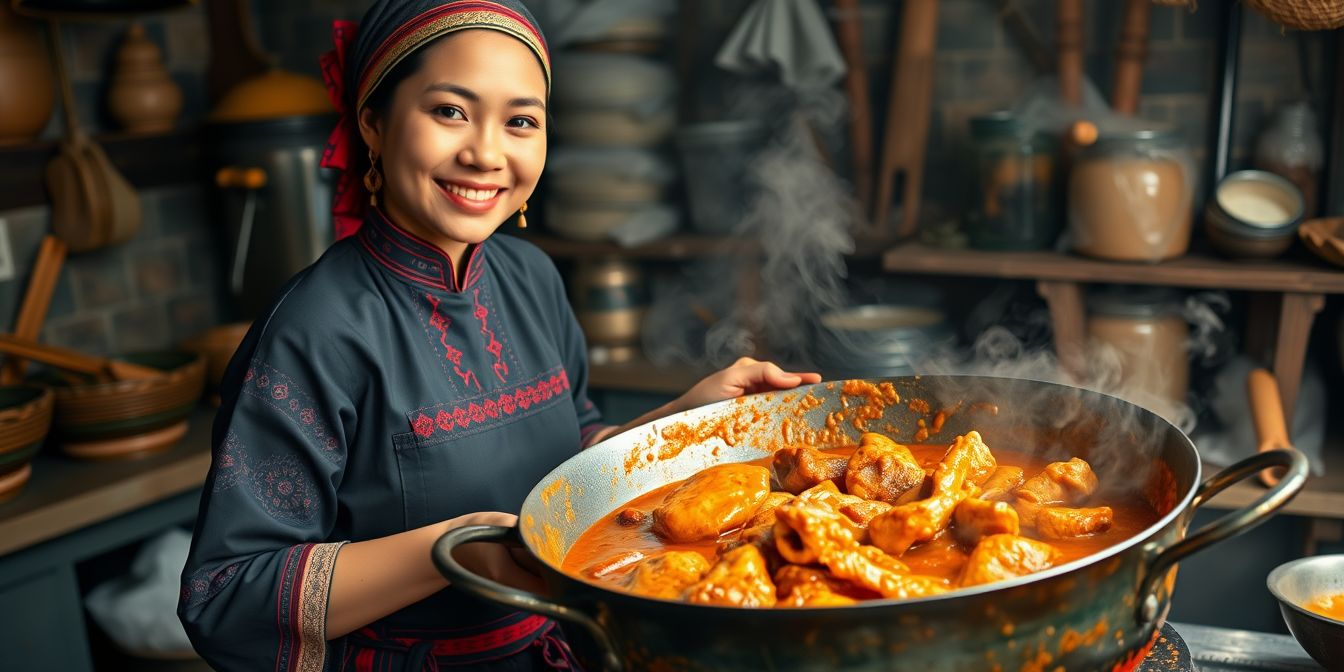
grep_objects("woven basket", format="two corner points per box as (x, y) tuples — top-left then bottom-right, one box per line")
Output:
(1246, 0), (1344, 30)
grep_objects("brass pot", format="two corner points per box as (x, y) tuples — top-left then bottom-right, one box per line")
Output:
(570, 259), (646, 348)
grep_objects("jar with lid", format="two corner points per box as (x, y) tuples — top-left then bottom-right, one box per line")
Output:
(1068, 127), (1195, 262)
(965, 111), (1060, 250)
(1086, 287), (1189, 422)
(1255, 100), (1323, 218)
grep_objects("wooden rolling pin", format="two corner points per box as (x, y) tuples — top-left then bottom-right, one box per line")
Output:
(1248, 368), (1294, 487)
(0, 334), (161, 382)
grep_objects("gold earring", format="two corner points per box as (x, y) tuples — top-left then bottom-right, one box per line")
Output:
(517, 202), (528, 229)
(364, 150), (383, 207)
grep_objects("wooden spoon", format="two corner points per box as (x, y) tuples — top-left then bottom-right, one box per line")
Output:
(0, 334), (162, 383)
(1247, 368), (1294, 487)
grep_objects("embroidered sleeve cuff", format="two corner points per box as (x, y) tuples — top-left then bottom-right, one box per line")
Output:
(280, 541), (347, 672)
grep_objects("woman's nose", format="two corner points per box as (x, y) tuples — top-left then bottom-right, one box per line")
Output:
(458, 126), (504, 171)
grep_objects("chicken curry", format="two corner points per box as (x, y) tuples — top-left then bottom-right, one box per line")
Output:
(563, 431), (1161, 607)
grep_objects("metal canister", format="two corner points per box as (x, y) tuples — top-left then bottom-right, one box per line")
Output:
(570, 259), (647, 363)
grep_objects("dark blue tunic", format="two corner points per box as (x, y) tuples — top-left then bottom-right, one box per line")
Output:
(179, 210), (604, 671)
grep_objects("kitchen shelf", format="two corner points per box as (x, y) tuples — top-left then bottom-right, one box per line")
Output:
(1201, 445), (1344, 520)
(0, 405), (213, 557)
(514, 230), (898, 261)
(0, 127), (204, 211)
(881, 241), (1344, 293)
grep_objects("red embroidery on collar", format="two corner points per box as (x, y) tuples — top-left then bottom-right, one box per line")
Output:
(472, 288), (509, 383)
(424, 293), (482, 392)
(357, 210), (487, 293)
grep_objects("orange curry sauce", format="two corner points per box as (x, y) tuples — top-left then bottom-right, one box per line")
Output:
(1305, 593), (1344, 622)
(562, 444), (1160, 596)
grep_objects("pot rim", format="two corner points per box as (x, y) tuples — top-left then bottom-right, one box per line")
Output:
(528, 374), (1203, 613)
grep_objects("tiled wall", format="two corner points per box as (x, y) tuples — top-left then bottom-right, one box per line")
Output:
(0, 4), (220, 356)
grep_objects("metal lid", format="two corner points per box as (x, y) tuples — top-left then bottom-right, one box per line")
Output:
(1087, 286), (1185, 318)
(1089, 125), (1185, 154)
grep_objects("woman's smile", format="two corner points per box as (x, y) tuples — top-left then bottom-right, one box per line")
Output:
(437, 179), (505, 214)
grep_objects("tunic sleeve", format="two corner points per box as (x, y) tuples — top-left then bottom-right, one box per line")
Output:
(179, 320), (359, 672)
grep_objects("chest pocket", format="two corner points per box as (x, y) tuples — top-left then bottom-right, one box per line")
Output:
(392, 366), (582, 529)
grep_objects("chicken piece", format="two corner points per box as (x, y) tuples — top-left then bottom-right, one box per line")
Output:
(979, 466), (1026, 502)
(953, 496), (1020, 546)
(772, 446), (850, 494)
(1014, 458), (1099, 506)
(652, 463), (771, 542)
(931, 431), (998, 495)
(867, 483), (973, 557)
(773, 500), (858, 565)
(838, 499), (893, 528)
(682, 544), (777, 607)
(746, 492), (796, 528)
(773, 565), (857, 607)
(717, 523), (785, 572)
(773, 501), (948, 599)
(786, 481), (889, 542)
(959, 534), (1061, 587)
(618, 551), (710, 600)
(1036, 506), (1113, 540)
(845, 433), (925, 504)
(615, 508), (647, 526)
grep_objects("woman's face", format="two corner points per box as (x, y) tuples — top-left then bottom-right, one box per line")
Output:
(360, 30), (547, 252)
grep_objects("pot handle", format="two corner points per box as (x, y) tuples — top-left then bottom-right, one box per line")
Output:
(1137, 448), (1309, 622)
(432, 524), (622, 672)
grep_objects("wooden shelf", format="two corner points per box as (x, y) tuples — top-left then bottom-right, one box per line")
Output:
(0, 405), (213, 557)
(1201, 441), (1344, 520)
(0, 127), (204, 210)
(589, 357), (708, 394)
(514, 230), (898, 261)
(881, 241), (1344, 293)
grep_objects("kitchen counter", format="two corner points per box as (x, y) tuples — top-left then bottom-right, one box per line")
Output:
(1172, 621), (1323, 670)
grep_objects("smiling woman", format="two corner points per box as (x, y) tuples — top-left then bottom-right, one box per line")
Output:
(175, 1), (819, 671)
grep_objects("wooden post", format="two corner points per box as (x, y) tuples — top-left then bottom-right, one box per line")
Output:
(1057, 0), (1084, 106)
(1112, 0), (1152, 115)
(1037, 280), (1087, 382)
(831, 0), (874, 217)
(1271, 292), (1325, 420)
(872, 0), (939, 240)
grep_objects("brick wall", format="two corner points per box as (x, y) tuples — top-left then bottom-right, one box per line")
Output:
(0, 4), (220, 357)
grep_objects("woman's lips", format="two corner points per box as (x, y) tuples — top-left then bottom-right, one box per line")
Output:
(438, 180), (504, 214)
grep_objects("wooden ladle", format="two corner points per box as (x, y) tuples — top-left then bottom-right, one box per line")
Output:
(1248, 368), (1295, 487)
(0, 334), (161, 383)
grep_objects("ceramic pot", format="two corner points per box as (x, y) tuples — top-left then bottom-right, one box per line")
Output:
(0, 3), (55, 144)
(108, 22), (182, 133)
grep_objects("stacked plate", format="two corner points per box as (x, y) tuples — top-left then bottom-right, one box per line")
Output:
(47, 351), (205, 459)
(0, 386), (53, 501)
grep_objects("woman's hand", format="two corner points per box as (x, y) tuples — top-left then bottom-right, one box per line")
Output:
(674, 357), (821, 413)
(445, 512), (547, 594)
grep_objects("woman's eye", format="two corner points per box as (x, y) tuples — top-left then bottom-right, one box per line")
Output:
(435, 106), (465, 121)
(507, 117), (540, 130)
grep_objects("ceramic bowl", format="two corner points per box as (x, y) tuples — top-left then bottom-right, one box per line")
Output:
(45, 351), (204, 457)
(0, 386), (54, 501)
(1266, 554), (1344, 669)
(182, 322), (250, 394)
(1204, 170), (1304, 259)
(1299, 217), (1344, 268)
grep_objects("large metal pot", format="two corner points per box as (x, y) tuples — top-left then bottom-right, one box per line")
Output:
(433, 376), (1307, 671)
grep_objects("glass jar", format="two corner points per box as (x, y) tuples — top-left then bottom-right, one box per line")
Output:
(1068, 127), (1195, 262)
(1086, 287), (1189, 420)
(1255, 100), (1323, 218)
(966, 111), (1060, 250)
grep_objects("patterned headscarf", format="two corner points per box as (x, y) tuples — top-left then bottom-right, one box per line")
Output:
(320, 0), (551, 240)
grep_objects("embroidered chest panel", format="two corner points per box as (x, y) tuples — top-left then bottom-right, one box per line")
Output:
(404, 365), (571, 446)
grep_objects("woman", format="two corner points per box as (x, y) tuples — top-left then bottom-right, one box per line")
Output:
(178, 1), (819, 670)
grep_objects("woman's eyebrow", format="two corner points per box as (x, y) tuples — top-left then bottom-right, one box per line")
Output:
(424, 83), (546, 111)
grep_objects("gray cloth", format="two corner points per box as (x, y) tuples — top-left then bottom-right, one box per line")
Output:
(714, 0), (846, 90)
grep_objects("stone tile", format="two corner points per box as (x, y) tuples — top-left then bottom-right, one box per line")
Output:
(46, 270), (77, 321)
(154, 185), (209, 237)
(167, 292), (220, 343)
(161, 8), (210, 70)
(183, 231), (225, 292)
(43, 314), (113, 357)
(1142, 43), (1214, 96)
(1178, 4), (1219, 42)
(62, 21), (117, 83)
(1148, 4), (1179, 42)
(129, 239), (188, 298)
(110, 303), (171, 353)
(69, 248), (132, 310)
(937, 0), (999, 52)
(1, 206), (50, 270)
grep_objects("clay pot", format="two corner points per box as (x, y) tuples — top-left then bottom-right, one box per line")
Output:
(0, 4), (55, 144)
(108, 22), (182, 133)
